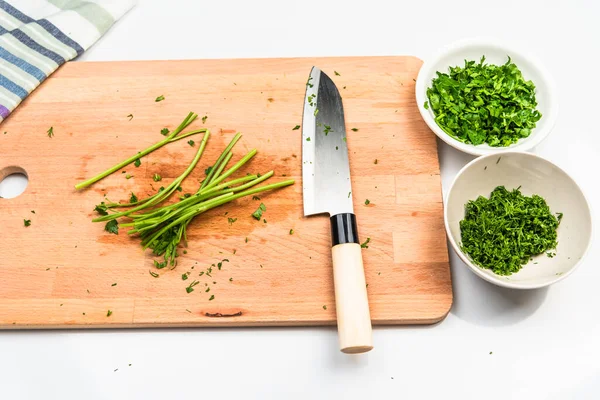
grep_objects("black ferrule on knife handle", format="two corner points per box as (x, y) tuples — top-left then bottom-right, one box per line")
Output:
(330, 213), (359, 246)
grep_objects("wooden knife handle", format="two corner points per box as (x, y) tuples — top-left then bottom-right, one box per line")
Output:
(330, 214), (373, 354)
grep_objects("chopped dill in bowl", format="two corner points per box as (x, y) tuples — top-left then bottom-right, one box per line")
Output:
(425, 56), (541, 147)
(459, 186), (561, 275)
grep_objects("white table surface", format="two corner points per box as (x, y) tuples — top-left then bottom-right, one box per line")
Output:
(1, 0), (599, 398)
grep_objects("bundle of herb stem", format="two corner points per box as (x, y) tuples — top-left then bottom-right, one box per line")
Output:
(76, 112), (295, 267)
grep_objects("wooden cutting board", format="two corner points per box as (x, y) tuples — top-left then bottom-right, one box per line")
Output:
(0, 56), (452, 329)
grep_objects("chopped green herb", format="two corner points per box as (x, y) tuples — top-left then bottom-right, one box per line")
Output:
(209, 295), (215, 301)
(182, 272), (189, 280)
(426, 56), (541, 146)
(361, 237), (371, 248)
(334, 71), (340, 76)
(130, 192), (138, 203)
(306, 76), (314, 88)
(245, 237), (248, 243)
(186, 280), (199, 293)
(153, 260), (167, 269)
(314, 108), (319, 117)
(365, 199), (370, 205)
(228, 217), (237, 226)
(127, 114), (133, 121)
(188, 139), (195, 147)
(289, 229), (294, 235)
(252, 196), (261, 201)
(111, 283), (117, 287)
(149, 270), (159, 278)
(134, 158), (141, 168)
(348, 192), (351, 198)
(229, 277), (233, 282)
(125, 174), (133, 179)
(323, 305), (327, 310)
(24, 219), (31, 227)
(306, 137), (311, 142)
(423, 101), (429, 110)
(31, 210), (35, 214)
(105, 220), (118, 234)
(292, 125), (301, 130)
(155, 95), (165, 102)
(323, 125), (332, 135)
(201, 115), (208, 124)
(107, 310), (112, 317)
(351, 128), (358, 132)
(547, 251), (556, 258)
(160, 128), (170, 136)
(252, 203), (266, 220)
(460, 186), (560, 275)
(153, 174), (162, 182)
(47, 127), (54, 138)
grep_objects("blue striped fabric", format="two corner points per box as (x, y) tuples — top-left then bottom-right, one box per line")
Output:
(0, 0), (134, 122)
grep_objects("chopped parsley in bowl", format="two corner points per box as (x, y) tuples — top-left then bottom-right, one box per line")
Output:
(416, 38), (557, 156)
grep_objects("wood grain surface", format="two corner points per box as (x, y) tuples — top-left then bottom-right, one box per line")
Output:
(0, 56), (452, 329)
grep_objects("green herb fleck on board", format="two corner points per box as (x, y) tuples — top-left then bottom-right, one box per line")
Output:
(209, 295), (215, 301)
(111, 283), (117, 287)
(289, 229), (294, 235)
(293, 125), (301, 130)
(47, 127), (54, 138)
(252, 203), (266, 220)
(323, 125), (332, 135)
(149, 270), (159, 278)
(153, 174), (162, 182)
(107, 310), (112, 317)
(365, 199), (370, 205)
(155, 95), (165, 102)
(202, 115), (208, 124)
(351, 128), (358, 132)
(127, 114), (133, 121)
(182, 272), (189, 281)
(306, 137), (311, 142)
(188, 139), (195, 147)
(361, 237), (371, 249)
(186, 280), (199, 293)
(134, 158), (141, 168)
(24, 219), (31, 227)
(160, 128), (170, 136)
(323, 305), (327, 310)
(228, 217), (237, 226)
(129, 192), (138, 203)
(94, 203), (108, 215)
(104, 220), (118, 235)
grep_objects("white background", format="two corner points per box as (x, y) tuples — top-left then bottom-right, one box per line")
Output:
(1, 0), (599, 398)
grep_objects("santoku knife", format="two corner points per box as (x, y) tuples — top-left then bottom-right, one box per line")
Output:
(302, 66), (373, 354)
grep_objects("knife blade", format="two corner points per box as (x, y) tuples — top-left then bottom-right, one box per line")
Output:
(302, 66), (373, 354)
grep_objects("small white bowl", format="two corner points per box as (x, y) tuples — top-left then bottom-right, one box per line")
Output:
(416, 38), (558, 156)
(445, 152), (592, 289)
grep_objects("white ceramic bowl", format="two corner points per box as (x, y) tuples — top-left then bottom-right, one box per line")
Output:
(416, 38), (558, 156)
(445, 152), (592, 289)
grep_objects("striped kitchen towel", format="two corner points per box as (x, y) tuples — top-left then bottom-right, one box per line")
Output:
(0, 0), (135, 122)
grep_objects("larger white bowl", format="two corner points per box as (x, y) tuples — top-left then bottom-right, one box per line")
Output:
(445, 152), (592, 289)
(416, 38), (558, 156)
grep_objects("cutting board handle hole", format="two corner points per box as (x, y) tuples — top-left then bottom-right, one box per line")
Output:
(0, 166), (28, 199)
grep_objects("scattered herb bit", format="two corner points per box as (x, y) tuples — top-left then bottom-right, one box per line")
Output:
(323, 125), (332, 135)
(188, 139), (195, 147)
(348, 192), (351, 198)
(127, 114), (133, 121)
(252, 203), (267, 220)
(209, 295), (215, 301)
(186, 280), (199, 293)
(149, 270), (159, 278)
(306, 76), (314, 88)
(323, 305), (327, 310)
(496, 157), (502, 164)
(374, 159), (378, 165)
(365, 199), (370, 205)
(31, 210), (35, 214)
(489, 351), (493, 355)
(314, 108), (319, 117)
(547, 251), (556, 258)
(47, 127), (54, 138)
(125, 174), (133, 179)
(111, 283), (117, 287)
(335, 146), (338, 150)
(182, 272), (189, 281)
(153, 174), (162, 182)
(228, 217), (238, 226)
(426, 56), (541, 146)
(153, 260), (167, 269)
(252, 195), (261, 201)
(201, 115), (208, 124)
(306, 137), (311, 142)
(351, 128), (359, 132)
(134, 158), (141, 168)
(205, 287), (211, 293)
(107, 310), (112, 317)
(245, 237), (248, 243)
(129, 192), (138, 203)
(460, 186), (560, 275)
(104, 220), (118, 234)
(233, 249), (237, 254)
(160, 128), (170, 136)
(361, 237), (371, 248)
(229, 277), (233, 282)
(289, 229), (294, 235)
(183, 250), (187, 254)
(263, 219), (267, 224)
(23, 219), (31, 227)
(292, 125), (301, 130)
(423, 101), (429, 110)
(155, 95), (165, 102)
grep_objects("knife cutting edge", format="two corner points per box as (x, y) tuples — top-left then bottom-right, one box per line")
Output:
(302, 66), (373, 354)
